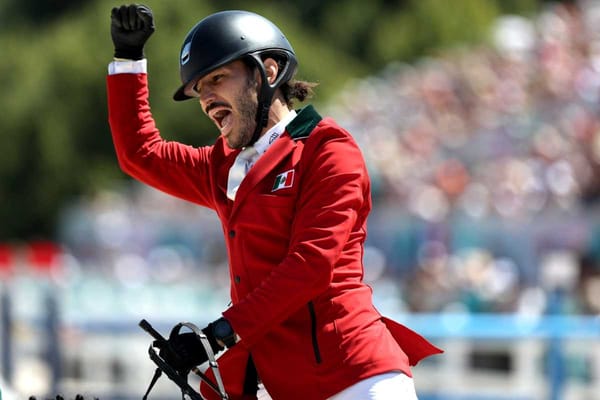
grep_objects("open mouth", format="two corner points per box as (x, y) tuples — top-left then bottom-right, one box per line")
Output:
(209, 108), (233, 132)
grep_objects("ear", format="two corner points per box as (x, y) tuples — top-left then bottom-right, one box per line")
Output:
(263, 58), (279, 85)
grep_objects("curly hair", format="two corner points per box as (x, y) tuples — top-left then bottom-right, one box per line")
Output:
(243, 54), (319, 108)
(280, 79), (318, 108)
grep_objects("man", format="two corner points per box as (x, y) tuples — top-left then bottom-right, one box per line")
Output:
(107, 4), (442, 400)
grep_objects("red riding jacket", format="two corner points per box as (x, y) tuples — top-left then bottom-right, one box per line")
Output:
(107, 72), (442, 400)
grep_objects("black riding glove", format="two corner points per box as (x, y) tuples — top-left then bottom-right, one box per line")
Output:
(155, 323), (225, 373)
(110, 4), (155, 60)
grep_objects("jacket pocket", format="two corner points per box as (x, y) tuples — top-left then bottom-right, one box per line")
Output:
(308, 302), (322, 364)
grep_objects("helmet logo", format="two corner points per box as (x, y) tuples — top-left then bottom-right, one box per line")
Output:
(181, 42), (191, 65)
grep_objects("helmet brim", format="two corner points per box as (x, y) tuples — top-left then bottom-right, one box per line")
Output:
(173, 85), (192, 101)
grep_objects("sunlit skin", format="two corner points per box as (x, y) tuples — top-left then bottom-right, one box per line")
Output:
(195, 58), (292, 149)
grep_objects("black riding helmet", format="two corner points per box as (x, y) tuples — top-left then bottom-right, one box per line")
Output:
(173, 10), (298, 145)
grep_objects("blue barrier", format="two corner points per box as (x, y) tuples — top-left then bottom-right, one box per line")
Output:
(62, 312), (600, 339)
(394, 313), (600, 340)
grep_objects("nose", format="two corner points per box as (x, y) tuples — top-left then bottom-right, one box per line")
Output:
(198, 87), (216, 114)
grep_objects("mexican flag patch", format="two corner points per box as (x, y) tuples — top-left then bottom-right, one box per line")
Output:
(272, 169), (295, 192)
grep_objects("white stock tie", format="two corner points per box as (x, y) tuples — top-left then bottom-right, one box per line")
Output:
(227, 146), (258, 200)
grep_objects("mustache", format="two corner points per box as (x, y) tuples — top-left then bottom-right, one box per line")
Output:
(205, 101), (231, 115)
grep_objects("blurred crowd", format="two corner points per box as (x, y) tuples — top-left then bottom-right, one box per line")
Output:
(327, 1), (600, 316)
(3, 1), (600, 322)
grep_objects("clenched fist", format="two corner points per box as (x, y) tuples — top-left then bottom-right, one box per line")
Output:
(110, 4), (155, 60)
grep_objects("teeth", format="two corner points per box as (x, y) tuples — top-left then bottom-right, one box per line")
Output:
(221, 113), (232, 131)
(210, 109), (230, 129)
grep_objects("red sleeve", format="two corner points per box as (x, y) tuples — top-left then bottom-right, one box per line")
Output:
(106, 73), (216, 209)
(224, 124), (370, 346)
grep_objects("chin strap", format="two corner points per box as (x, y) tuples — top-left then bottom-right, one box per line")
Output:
(246, 51), (297, 146)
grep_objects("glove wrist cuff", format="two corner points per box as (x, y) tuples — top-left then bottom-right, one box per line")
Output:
(114, 48), (144, 61)
(212, 317), (237, 348)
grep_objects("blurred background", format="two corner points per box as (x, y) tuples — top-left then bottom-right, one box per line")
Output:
(1, 0), (600, 399)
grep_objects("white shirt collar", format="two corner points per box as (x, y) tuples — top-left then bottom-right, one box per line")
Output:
(252, 110), (297, 156)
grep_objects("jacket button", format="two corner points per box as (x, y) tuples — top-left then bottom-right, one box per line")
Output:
(234, 275), (241, 284)
(229, 230), (235, 238)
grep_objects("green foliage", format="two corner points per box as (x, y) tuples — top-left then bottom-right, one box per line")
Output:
(0, 0), (545, 240)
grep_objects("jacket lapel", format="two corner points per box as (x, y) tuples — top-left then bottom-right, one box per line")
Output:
(227, 105), (323, 219)
(230, 134), (296, 217)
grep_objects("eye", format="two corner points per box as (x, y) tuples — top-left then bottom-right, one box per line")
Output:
(192, 82), (202, 96)
(194, 72), (225, 96)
